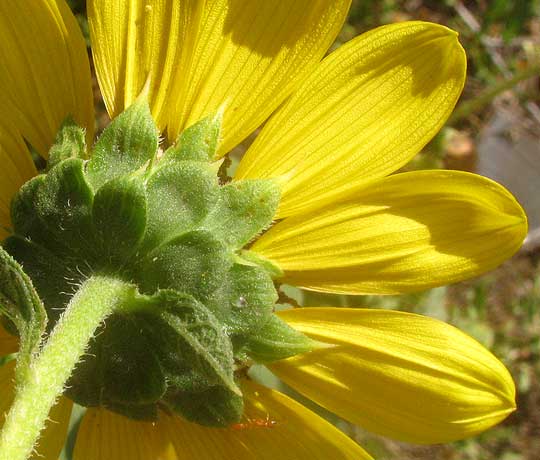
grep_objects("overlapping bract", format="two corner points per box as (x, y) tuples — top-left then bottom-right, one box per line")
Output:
(5, 104), (314, 427)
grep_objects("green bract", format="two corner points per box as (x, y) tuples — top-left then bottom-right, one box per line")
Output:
(2, 98), (316, 427)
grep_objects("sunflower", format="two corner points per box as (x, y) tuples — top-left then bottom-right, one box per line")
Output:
(0, 1), (527, 460)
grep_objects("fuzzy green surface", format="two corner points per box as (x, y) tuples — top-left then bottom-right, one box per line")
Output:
(2, 100), (316, 427)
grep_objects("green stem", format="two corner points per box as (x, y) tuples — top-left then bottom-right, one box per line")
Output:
(448, 63), (540, 124)
(0, 276), (132, 460)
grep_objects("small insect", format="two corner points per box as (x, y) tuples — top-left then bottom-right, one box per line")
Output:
(231, 414), (278, 430)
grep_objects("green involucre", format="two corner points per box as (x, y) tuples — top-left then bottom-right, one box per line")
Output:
(2, 100), (316, 427)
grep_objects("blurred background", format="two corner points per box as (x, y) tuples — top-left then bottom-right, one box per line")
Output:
(66, 1), (540, 459)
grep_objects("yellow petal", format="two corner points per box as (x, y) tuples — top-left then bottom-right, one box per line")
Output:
(169, 0), (351, 155)
(96, 0), (349, 151)
(0, 118), (37, 240)
(0, 0), (94, 157)
(252, 170), (527, 294)
(0, 361), (73, 460)
(73, 408), (177, 460)
(235, 21), (466, 217)
(0, 323), (18, 357)
(271, 307), (516, 444)
(161, 380), (372, 460)
(88, 0), (202, 129)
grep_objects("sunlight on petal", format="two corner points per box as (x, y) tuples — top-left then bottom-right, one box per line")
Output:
(161, 380), (372, 460)
(252, 170), (527, 294)
(73, 408), (177, 460)
(0, 0), (94, 157)
(271, 307), (516, 444)
(236, 21), (466, 217)
(89, 0), (350, 152)
(169, 0), (351, 156)
(0, 119), (37, 240)
(89, 0), (202, 130)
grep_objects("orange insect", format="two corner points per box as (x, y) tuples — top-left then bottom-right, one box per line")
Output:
(231, 414), (278, 430)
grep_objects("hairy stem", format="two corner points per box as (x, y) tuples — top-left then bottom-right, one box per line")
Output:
(0, 276), (132, 460)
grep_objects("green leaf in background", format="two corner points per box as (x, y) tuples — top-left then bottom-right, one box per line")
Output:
(482, 0), (536, 41)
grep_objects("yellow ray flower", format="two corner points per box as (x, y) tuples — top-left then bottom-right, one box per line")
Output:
(251, 170), (526, 294)
(89, 0), (351, 154)
(0, 119), (37, 240)
(271, 308), (516, 444)
(73, 381), (372, 460)
(234, 21), (467, 217)
(0, 1), (528, 459)
(0, 0), (94, 157)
